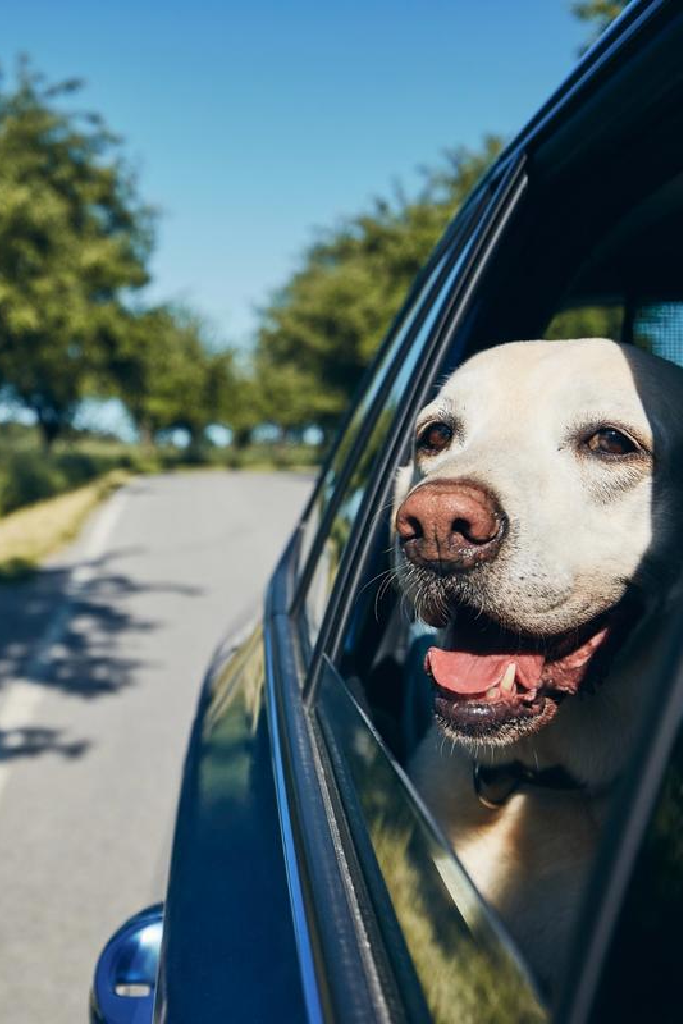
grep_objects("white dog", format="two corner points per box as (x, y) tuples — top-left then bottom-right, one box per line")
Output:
(392, 338), (683, 991)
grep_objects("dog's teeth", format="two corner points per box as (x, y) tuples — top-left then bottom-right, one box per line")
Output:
(501, 663), (516, 692)
(486, 686), (500, 700)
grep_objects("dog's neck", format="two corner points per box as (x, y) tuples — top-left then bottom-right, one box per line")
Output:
(472, 759), (586, 809)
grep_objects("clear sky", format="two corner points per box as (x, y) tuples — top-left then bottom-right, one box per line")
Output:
(1, 1), (587, 349)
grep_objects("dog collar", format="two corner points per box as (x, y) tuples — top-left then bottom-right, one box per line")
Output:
(473, 760), (585, 810)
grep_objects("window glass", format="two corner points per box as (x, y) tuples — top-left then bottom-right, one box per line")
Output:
(634, 302), (683, 366)
(304, 237), (477, 646)
(589, 715), (683, 1023)
(545, 301), (683, 368)
(544, 303), (624, 342)
(318, 661), (547, 1023)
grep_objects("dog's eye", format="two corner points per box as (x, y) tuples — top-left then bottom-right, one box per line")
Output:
(417, 421), (453, 455)
(584, 427), (640, 457)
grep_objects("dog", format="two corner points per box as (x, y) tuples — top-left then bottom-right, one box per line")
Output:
(392, 337), (683, 992)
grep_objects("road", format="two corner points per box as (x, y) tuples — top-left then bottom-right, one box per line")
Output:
(0, 470), (312, 1023)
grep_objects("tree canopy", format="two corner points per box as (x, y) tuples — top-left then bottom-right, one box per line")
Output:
(253, 138), (503, 439)
(0, 61), (256, 449)
(0, 60), (153, 445)
(0, 1), (626, 452)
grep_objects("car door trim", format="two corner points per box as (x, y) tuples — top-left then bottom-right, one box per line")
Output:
(265, 554), (397, 1022)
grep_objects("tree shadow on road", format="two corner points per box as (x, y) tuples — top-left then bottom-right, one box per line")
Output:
(0, 726), (90, 762)
(0, 548), (204, 761)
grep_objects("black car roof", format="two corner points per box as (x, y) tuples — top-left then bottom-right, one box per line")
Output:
(484, 0), (674, 181)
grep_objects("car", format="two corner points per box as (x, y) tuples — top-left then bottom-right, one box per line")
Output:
(91, 2), (683, 1021)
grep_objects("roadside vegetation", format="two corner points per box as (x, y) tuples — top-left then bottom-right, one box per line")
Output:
(0, 468), (125, 580)
(0, 424), (317, 576)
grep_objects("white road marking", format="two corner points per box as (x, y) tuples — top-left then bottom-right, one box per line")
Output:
(0, 487), (128, 803)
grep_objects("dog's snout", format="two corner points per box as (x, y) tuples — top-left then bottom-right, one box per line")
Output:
(396, 479), (506, 570)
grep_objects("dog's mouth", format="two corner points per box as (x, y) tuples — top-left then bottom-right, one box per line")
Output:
(425, 602), (636, 745)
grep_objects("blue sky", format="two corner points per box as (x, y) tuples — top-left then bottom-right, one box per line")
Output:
(2, 1), (587, 349)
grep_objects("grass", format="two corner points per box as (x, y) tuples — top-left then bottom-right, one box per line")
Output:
(0, 469), (128, 580)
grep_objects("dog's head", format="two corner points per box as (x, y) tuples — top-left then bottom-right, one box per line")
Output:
(393, 338), (683, 773)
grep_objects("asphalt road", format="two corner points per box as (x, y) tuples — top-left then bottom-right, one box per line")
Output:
(0, 470), (312, 1023)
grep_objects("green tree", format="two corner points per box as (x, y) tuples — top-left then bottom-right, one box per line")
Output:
(204, 348), (261, 448)
(111, 304), (256, 446)
(254, 138), (502, 438)
(113, 306), (211, 442)
(0, 59), (153, 446)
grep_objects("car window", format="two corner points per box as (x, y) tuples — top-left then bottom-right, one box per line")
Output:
(545, 300), (683, 368)
(634, 302), (683, 365)
(317, 658), (547, 1024)
(303, 232), (481, 649)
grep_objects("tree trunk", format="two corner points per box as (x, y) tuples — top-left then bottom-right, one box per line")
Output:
(38, 418), (60, 451)
(233, 428), (251, 450)
(138, 421), (153, 446)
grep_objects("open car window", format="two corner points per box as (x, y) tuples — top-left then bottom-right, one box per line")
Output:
(311, 84), (683, 1019)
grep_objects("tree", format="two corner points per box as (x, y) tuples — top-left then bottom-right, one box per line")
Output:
(109, 305), (209, 442)
(204, 347), (261, 447)
(111, 304), (257, 446)
(0, 59), (153, 446)
(253, 138), (502, 437)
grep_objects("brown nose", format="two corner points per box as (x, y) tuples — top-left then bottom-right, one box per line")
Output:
(395, 479), (506, 570)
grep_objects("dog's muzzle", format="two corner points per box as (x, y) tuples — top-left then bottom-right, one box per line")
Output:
(395, 479), (507, 571)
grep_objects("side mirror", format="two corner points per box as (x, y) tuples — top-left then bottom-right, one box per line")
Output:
(90, 903), (163, 1024)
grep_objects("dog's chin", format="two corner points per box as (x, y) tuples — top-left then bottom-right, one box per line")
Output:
(434, 691), (561, 748)
(422, 597), (640, 749)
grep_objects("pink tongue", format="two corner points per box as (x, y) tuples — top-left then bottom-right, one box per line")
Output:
(426, 647), (545, 695)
